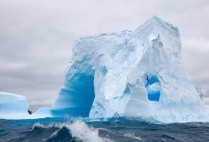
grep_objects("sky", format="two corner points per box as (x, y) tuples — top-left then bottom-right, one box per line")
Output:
(0, 0), (209, 111)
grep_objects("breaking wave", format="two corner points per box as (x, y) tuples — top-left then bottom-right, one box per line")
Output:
(2, 118), (209, 142)
(30, 120), (111, 142)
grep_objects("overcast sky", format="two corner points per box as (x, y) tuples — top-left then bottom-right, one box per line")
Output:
(0, 0), (209, 111)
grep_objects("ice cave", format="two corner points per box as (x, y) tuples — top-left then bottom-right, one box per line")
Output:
(51, 73), (95, 117)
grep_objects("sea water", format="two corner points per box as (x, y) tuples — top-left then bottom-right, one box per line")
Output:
(1, 118), (209, 142)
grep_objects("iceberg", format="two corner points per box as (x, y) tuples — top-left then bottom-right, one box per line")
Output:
(1, 17), (207, 122)
(0, 92), (30, 119)
(0, 92), (52, 119)
(51, 16), (209, 123)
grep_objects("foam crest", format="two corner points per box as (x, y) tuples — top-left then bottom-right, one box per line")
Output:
(67, 120), (111, 142)
(124, 133), (142, 141)
(32, 120), (112, 142)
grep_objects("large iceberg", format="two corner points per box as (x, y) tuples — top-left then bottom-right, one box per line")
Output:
(50, 16), (209, 123)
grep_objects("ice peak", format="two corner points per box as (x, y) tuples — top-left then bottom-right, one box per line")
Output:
(146, 16), (170, 26)
(137, 16), (178, 34)
(150, 16), (163, 23)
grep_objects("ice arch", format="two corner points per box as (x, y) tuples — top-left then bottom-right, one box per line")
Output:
(145, 76), (160, 101)
(51, 73), (95, 117)
(51, 16), (209, 123)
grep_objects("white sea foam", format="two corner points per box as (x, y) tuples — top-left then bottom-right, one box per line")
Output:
(124, 133), (142, 141)
(32, 120), (112, 142)
(67, 120), (111, 142)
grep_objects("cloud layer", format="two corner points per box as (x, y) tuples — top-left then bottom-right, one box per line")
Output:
(0, 0), (208, 111)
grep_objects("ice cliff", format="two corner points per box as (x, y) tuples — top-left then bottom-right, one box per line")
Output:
(53, 17), (209, 122)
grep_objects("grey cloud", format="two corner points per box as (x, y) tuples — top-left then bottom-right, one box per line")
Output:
(0, 0), (209, 110)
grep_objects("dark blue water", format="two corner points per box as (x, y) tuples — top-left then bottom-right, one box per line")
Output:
(1, 118), (209, 142)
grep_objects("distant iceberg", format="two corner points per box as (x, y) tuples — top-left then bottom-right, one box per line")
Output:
(51, 16), (209, 123)
(0, 92), (30, 119)
(0, 92), (51, 119)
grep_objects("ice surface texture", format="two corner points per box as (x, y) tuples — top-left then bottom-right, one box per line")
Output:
(51, 16), (208, 122)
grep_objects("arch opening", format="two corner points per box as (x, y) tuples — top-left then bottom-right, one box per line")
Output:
(52, 73), (95, 117)
(145, 75), (160, 101)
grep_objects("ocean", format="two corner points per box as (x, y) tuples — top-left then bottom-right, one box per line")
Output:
(1, 118), (209, 142)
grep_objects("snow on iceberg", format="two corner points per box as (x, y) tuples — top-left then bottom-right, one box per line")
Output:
(51, 16), (209, 123)
(0, 92), (30, 119)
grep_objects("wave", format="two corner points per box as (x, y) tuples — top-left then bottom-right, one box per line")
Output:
(2, 118), (209, 142)
(83, 116), (163, 125)
(30, 120), (112, 142)
(124, 133), (142, 141)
